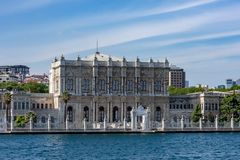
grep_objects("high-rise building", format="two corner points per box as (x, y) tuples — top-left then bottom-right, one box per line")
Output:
(0, 65), (30, 81)
(226, 79), (234, 89)
(169, 65), (185, 88)
(236, 79), (240, 86)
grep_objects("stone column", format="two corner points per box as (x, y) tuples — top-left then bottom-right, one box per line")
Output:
(48, 114), (51, 131)
(231, 114), (234, 129)
(161, 118), (165, 131)
(181, 115), (184, 130)
(142, 115), (146, 130)
(121, 102), (124, 122)
(131, 109), (136, 130)
(215, 115), (218, 130)
(83, 118), (86, 131)
(123, 118), (127, 130)
(29, 117), (33, 131)
(66, 115), (69, 130)
(103, 116), (107, 130)
(199, 118), (202, 130)
(10, 100), (13, 131)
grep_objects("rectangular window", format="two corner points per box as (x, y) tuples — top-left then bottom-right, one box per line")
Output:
(13, 102), (17, 110)
(26, 102), (29, 110)
(127, 80), (133, 91)
(22, 102), (25, 110)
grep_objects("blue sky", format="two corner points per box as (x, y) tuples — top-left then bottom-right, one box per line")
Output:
(0, 0), (240, 87)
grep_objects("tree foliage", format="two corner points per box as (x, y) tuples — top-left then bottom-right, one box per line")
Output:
(15, 112), (37, 128)
(191, 104), (202, 123)
(168, 87), (205, 96)
(0, 82), (48, 93)
(219, 94), (240, 122)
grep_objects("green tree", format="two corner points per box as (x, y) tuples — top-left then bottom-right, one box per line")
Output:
(61, 91), (71, 123)
(207, 112), (215, 123)
(15, 115), (26, 127)
(219, 94), (240, 122)
(191, 104), (202, 123)
(3, 92), (12, 123)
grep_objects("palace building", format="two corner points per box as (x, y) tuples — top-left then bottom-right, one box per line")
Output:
(0, 52), (227, 131)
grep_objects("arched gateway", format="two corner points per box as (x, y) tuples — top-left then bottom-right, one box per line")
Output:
(131, 105), (150, 130)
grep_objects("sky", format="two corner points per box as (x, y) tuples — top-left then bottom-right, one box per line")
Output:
(0, 0), (240, 87)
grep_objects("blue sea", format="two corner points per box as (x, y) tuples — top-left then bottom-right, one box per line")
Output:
(0, 133), (239, 160)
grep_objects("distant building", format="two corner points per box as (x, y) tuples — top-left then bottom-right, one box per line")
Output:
(226, 79), (234, 89)
(185, 81), (189, 88)
(0, 65), (30, 82)
(169, 65), (185, 88)
(0, 73), (18, 83)
(236, 79), (240, 86)
(196, 84), (208, 89)
(24, 74), (49, 85)
(217, 85), (225, 89)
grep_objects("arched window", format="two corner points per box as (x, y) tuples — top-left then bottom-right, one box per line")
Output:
(156, 107), (161, 122)
(84, 106), (89, 121)
(67, 106), (73, 122)
(66, 79), (73, 91)
(41, 116), (46, 123)
(98, 106), (104, 122)
(113, 106), (119, 122)
(126, 106), (132, 122)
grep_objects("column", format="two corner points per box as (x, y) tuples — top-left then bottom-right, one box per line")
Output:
(161, 118), (165, 131)
(29, 117), (33, 131)
(181, 115), (184, 130)
(199, 118), (202, 130)
(131, 110), (136, 130)
(103, 116), (107, 130)
(48, 114), (51, 131)
(121, 102), (124, 122)
(123, 118), (127, 130)
(66, 115), (69, 130)
(215, 115), (218, 130)
(231, 114), (234, 129)
(83, 118), (86, 131)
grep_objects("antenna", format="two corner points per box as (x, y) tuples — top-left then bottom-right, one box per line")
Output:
(96, 40), (99, 54)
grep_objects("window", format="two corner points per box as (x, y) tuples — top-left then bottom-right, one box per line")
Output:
(51, 116), (55, 123)
(55, 80), (59, 91)
(67, 106), (73, 122)
(41, 116), (46, 123)
(155, 80), (161, 91)
(41, 104), (44, 109)
(32, 103), (35, 109)
(49, 104), (52, 109)
(26, 102), (29, 110)
(127, 80), (133, 91)
(66, 79), (73, 91)
(112, 80), (120, 91)
(99, 79), (105, 91)
(45, 104), (48, 109)
(126, 106), (132, 122)
(84, 106), (89, 121)
(140, 80), (147, 91)
(14, 102), (17, 110)
(37, 103), (40, 109)
(98, 106), (104, 122)
(82, 79), (90, 92)
(22, 102), (25, 110)
(156, 107), (161, 122)
(18, 102), (21, 110)
(113, 106), (119, 122)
